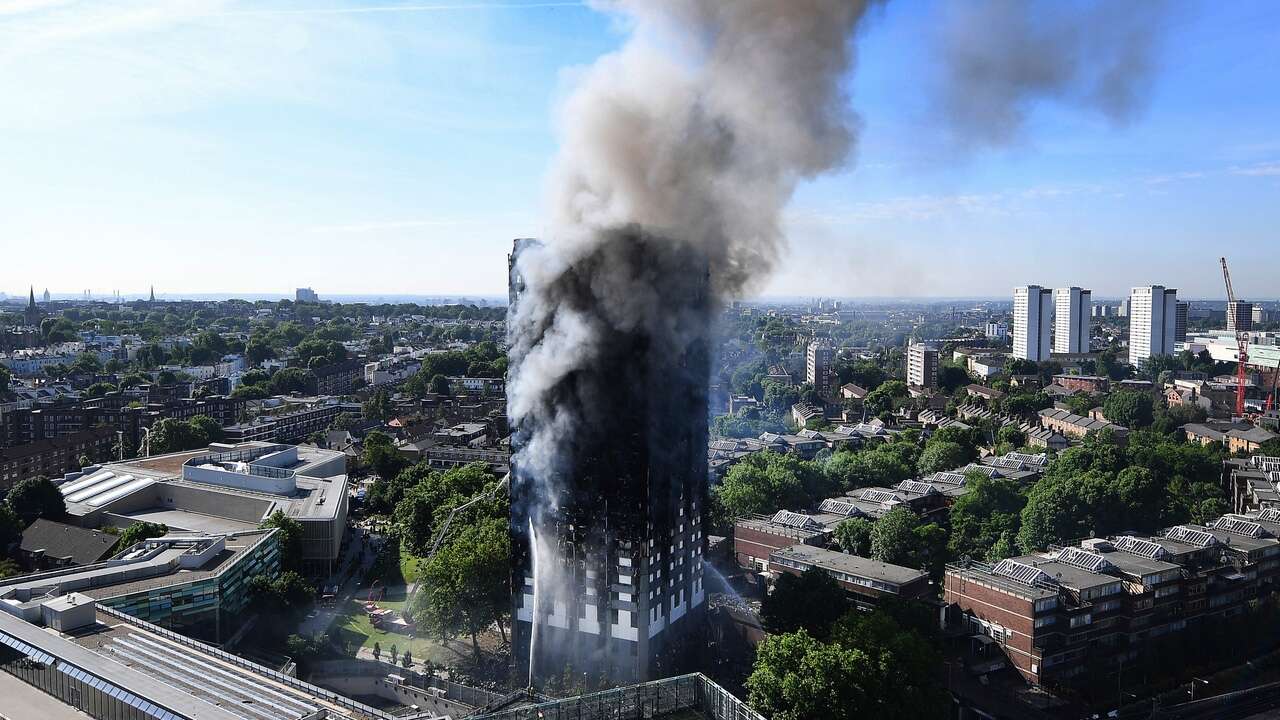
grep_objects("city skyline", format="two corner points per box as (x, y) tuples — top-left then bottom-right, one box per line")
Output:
(1, 0), (1278, 299)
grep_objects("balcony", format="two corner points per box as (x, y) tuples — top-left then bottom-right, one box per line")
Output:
(1034, 633), (1064, 651)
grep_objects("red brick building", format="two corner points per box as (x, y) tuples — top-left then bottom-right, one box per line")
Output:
(0, 428), (116, 492)
(946, 515), (1280, 688)
(1052, 374), (1110, 394)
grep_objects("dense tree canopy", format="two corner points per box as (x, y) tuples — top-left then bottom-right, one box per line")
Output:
(746, 609), (945, 720)
(833, 517), (873, 556)
(261, 511), (305, 571)
(761, 567), (848, 638)
(1017, 430), (1223, 552)
(1103, 390), (1155, 429)
(713, 451), (832, 525)
(948, 474), (1025, 561)
(409, 517), (510, 659)
(917, 441), (970, 475)
(822, 440), (918, 492)
(115, 521), (168, 550)
(869, 507), (946, 572)
(362, 430), (409, 484)
(395, 463), (499, 554)
(6, 477), (65, 525)
(147, 415), (222, 455)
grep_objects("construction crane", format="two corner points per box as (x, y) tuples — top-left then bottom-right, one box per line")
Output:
(1220, 257), (1249, 417)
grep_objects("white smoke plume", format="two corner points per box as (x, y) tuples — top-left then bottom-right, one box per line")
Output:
(934, 0), (1169, 147)
(511, 0), (879, 488)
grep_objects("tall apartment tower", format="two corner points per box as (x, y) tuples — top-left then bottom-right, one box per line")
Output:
(907, 342), (940, 389)
(1129, 286), (1178, 367)
(1175, 301), (1189, 343)
(806, 340), (833, 399)
(1227, 301), (1254, 333)
(1013, 286), (1052, 361)
(1053, 287), (1091, 354)
(509, 238), (708, 686)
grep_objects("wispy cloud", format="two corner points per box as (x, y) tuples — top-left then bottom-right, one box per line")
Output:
(789, 192), (1011, 225)
(1230, 162), (1280, 177)
(309, 218), (480, 233)
(213, 2), (582, 17)
(1144, 170), (1206, 185)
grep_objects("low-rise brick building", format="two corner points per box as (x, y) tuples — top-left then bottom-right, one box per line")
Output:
(945, 512), (1280, 688)
(0, 428), (116, 491)
(769, 543), (930, 606)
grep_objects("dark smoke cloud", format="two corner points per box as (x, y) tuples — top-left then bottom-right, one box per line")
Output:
(935, 0), (1168, 147)
(511, 0), (880, 493)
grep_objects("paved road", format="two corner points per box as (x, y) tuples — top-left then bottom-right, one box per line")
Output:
(298, 527), (377, 637)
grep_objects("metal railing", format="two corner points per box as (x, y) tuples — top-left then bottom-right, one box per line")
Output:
(467, 673), (764, 720)
(97, 605), (397, 720)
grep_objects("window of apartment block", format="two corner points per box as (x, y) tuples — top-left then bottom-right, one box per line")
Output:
(1069, 614), (1092, 628)
(1095, 599), (1122, 613)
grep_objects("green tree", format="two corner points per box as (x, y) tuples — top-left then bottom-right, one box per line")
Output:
(0, 365), (12, 397)
(869, 507), (943, 571)
(827, 610), (948, 718)
(395, 463), (498, 554)
(995, 424), (1026, 448)
(429, 374), (451, 396)
(1103, 390), (1155, 428)
(917, 441), (969, 475)
(247, 571), (315, 644)
(937, 364), (971, 393)
(713, 452), (828, 522)
(147, 417), (219, 454)
(410, 517), (510, 658)
(1065, 393), (1101, 416)
(362, 388), (393, 423)
(189, 415), (223, 444)
(0, 505), (24, 551)
(268, 367), (315, 395)
(761, 567), (848, 638)
(68, 352), (104, 376)
(84, 381), (117, 398)
(746, 630), (874, 720)
(115, 521), (168, 550)
(864, 380), (907, 415)
(362, 430), (408, 483)
(823, 446), (912, 491)
(947, 475), (1025, 560)
(245, 335), (275, 364)
(261, 510), (305, 571)
(6, 477), (65, 525)
(295, 338), (347, 368)
(833, 517), (873, 556)
(711, 412), (787, 439)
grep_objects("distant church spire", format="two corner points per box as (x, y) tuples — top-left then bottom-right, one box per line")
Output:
(27, 286), (35, 309)
(150, 285), (155, 302)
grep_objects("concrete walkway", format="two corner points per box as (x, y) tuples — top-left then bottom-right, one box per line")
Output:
(299, 527), (376, 638)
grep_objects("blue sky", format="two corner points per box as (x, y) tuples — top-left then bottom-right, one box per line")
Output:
(1, 0), (1278, 300)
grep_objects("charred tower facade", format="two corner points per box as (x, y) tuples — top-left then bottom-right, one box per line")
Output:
(508, 236), (710, 685)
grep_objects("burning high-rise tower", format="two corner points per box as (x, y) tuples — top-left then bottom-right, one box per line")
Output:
(506, 0), (877, 688)
(510, 235), (711, 684)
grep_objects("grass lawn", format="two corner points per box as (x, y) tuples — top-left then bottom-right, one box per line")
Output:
(400, 553), (423, 585)
(330, 590), (482, 668)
